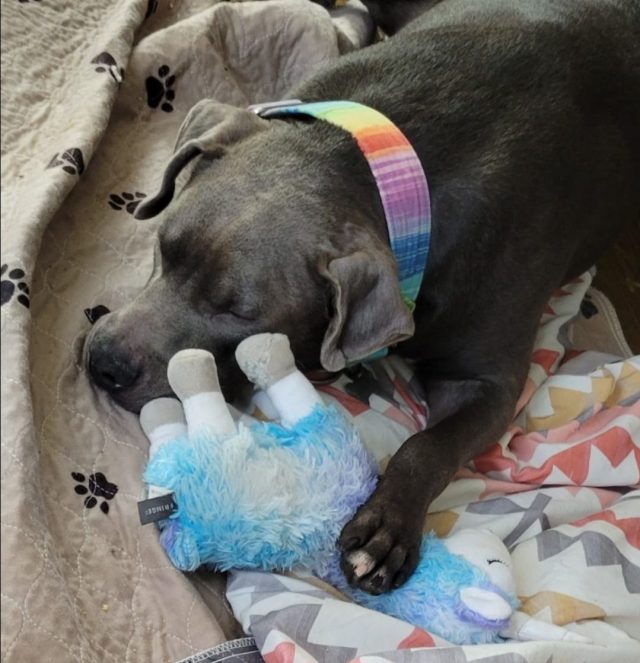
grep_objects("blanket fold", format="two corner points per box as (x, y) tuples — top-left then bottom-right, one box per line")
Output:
(2, 1), (637, 662)
(1, 1), (373, 660)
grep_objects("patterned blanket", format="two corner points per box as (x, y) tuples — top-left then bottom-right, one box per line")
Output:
(2, 1), (638, 662)
(1, 1), (374, 661)
(226, 272), (640, 662)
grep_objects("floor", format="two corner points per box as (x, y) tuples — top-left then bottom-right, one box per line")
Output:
(594, 221), (640, 353)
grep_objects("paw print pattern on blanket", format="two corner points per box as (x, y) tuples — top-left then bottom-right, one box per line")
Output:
(46, 148), (85, 176)
(145, 0), (158, 19)
(72, 471), (118, 514)
(108, 191), (147, 214)
(580, 293), (599, 319)
(1, 264), (30, 308)
(145, 65), (175, 112)
(91, 52), (125, 84)
(84, 305), (111, 325)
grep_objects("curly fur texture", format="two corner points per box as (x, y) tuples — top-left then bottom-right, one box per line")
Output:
(144, 405), (378, 573)
(144, 403), (519, 644)
(324, 534), (519, 645)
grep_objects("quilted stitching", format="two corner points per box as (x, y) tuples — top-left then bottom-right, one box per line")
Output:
(1, 1), (373, 660)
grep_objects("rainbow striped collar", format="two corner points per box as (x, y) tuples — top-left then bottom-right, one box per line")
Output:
(250, 99), (431, 358)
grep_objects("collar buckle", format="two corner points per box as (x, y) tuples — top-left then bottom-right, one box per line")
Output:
(248, 99), (303, 118)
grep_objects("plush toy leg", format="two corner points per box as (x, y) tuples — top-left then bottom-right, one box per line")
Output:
(140, 397), (187, 499)
(167, 349), (236, 437)
(235, 333), (323, 427)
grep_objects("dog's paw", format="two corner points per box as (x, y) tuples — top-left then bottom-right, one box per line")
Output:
(338, 497), (422, 595)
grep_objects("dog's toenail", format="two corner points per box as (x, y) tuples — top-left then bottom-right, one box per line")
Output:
(347, 550), (375, 578)
(371, 573), (384, 588)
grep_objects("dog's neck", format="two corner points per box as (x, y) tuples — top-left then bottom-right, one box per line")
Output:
(319, 121), (392, 241)
(260, 100), (431, 311)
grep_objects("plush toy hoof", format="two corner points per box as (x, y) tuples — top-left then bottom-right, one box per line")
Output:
(167, 349), (221, 401)
(160, 522), (201, 572)
(235, 333), (296, 390)
(140, 397), (186, 440)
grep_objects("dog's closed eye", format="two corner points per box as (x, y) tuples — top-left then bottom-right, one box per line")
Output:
(228, 309), (255, 321)
(487, 558), (506, 565)
(214, 301), (257, 321)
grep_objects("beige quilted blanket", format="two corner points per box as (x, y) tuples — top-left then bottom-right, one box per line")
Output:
(0, 1), (373, 660)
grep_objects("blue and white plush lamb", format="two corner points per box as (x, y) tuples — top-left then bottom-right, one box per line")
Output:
(139, 334), (586, 645)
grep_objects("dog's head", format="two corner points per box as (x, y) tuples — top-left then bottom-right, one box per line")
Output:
(84, 101), (414, 411)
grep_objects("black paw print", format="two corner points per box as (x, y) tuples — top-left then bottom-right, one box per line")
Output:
(1, 264), (30, 308)
(108, 191), (147, 215)
(145, 0), (158, 19)
(72, 471), (118, 514)
(91, 52), (124, 84)
(84, 304), (111, 325)
(145, 65), (175, 112)
(46, 148), (85, 176)
(580, 294), (599, 319)
(18, 0), (42, 4)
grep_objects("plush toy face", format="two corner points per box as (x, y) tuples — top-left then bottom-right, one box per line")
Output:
(442, 529), (516, 623)
(444, 529), (515, 594)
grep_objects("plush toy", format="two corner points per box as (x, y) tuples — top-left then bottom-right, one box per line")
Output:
(139, 334), (588, 645)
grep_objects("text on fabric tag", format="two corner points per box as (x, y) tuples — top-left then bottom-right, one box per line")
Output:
(138, 492), (177, 525)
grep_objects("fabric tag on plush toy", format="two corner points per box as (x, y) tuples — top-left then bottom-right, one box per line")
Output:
(137, 493), (177, 525)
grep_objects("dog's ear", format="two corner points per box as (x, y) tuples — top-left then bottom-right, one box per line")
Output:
(135, 101), (268, 220)
(319, 249), (415, 372)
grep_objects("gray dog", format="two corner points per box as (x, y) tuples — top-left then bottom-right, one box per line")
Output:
(85, 0), (640, 595)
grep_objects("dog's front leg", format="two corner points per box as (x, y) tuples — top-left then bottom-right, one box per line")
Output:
(339, 375), (519, 594)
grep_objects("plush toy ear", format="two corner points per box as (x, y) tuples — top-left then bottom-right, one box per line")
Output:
(459, 587), (513, 622)
(135, 100), (269, 220)
(319, 249), (415, 372)
(443, 529), (516, 595)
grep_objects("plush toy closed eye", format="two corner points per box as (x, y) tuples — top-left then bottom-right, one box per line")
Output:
(140, 334), (588, 645)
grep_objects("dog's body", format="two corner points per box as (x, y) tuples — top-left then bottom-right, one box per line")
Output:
(86, 0), (640, 593)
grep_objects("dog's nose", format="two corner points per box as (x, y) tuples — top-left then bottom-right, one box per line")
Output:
(88, 345), (140, 393)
